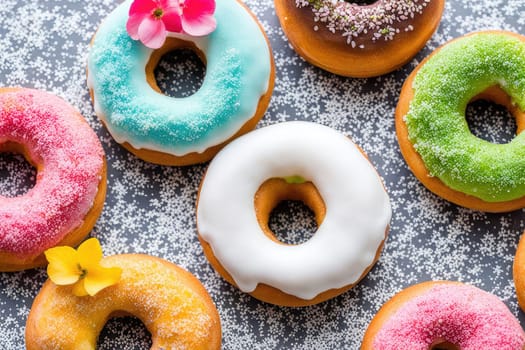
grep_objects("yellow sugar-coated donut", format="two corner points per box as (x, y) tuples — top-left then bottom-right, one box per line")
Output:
(25, 254), (221, 350)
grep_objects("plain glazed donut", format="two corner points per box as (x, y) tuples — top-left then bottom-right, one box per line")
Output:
(361, 281), (525, 349)
(25, 254), (221, 350)
(396, 31), (525, 212)
(87, 0), (275, 166)
(274, 0), (444, 77)
(0, 88), (106, 271)
(196, 121), (391, 306)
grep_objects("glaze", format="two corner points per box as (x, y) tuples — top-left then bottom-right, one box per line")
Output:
(296, 0), (432, 48)
(274, 0), (444, 77)
(400, 31), (525, 203)
(364, 282), (525, 349)
(0, 88), (105, 269)
(197, 121), (391, 301)
(87, 0), (272, 157)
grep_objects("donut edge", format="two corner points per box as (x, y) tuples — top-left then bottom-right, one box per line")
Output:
(25, 253), (222, 350)
(513, 233), (525, 313)
(87, 0), (276, 166)
(274, 0), (445, 77)
(0, 87), (107, 271)
(195, 132), (390, 307)
(395, 30), (525, 213)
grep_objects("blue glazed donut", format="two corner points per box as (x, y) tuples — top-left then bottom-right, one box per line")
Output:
(87, 0), (274, 165)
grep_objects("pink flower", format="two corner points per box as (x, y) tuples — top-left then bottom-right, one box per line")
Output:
(179, 0), (217, 36)
(126, 0), (217, 49)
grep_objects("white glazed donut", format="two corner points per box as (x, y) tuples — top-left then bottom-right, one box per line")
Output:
(196, 121), (392, 306)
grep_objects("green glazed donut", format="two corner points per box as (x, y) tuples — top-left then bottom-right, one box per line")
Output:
(402, 31), (525, 204)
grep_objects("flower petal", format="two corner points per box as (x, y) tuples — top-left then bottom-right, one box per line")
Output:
(129, 0), (157, 15)
(77, 238), (102, 270)
(72, 280), (89, 297)
(184, 0), (216, 16)
(83, 266), (123, 296)
(181, 0), (216, 36)
(126, 14), (145, 40)
(45, 246), (80, 285)
(181, 13), (216, 36)
(138, 16), (167, 49)
(162, 7), (182, 33)
(160, 0), (180, 8)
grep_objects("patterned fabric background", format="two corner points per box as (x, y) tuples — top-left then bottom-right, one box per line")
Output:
(1, 0), (525, 348)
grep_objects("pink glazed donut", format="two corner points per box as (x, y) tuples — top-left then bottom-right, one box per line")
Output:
(0, 88), (106, 271)
(362, 281), (525, 349)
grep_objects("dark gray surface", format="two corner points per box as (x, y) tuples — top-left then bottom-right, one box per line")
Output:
(1, 0), (525, 348)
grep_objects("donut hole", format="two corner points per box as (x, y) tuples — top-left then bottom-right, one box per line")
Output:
(466, 100), (516, 144)
(467, 85), (522, 144)
(269, 200), (317, 244)
(0, 142), (37, 197)
(429, 339), (459, 350)
(97, 316), (152, 349)
(147, 38), (206, 98)
(254, 178), (325, 245)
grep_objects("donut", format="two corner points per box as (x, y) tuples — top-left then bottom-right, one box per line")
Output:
(274, 0), (444, 77)
(396, 31), (525, 212)
(25, 253), (221, 349)
(362, 281), (525, 349)
(0, 88), (106, 271)
(513, 233), (525, 313)
(196, 121), (391, 306)
(87, 0), (275, 166)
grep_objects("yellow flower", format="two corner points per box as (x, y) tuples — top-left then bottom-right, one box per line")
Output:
(44, 238), (122, 297)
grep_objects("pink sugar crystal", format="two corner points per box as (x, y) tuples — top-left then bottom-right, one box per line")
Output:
(0, 89), (104, 258)
(373, 283), (525, 349)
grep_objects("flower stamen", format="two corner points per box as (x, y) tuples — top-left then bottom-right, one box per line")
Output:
(77, 264), (87, 279)
(45, 238), (122, 297)
(153, 8), (164, 19)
